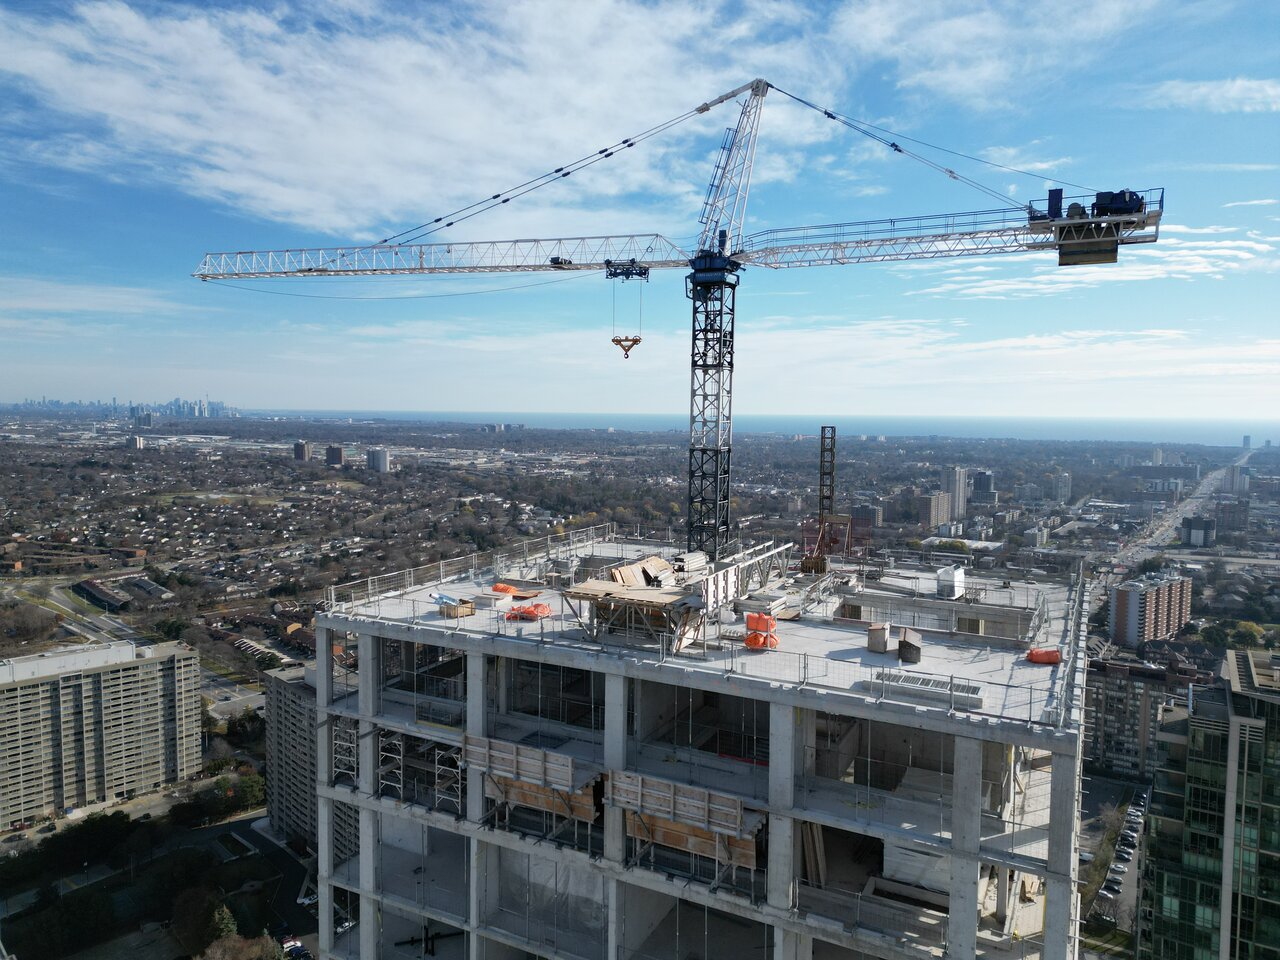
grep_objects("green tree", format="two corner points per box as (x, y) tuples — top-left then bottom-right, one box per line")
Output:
(1201, 624), (1229, 646)
(234, 774), (266, 810)
(1233, 621), (1265, 644)
(207, 903), (239, 943)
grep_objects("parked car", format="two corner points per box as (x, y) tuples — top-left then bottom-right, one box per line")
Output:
(1115, 850), (1133, 862)
(1097, 888), (1116, 900)
(1110, 863), (1129, 875)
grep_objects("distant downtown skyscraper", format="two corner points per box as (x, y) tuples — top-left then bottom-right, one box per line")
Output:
(942, 466), (968, 520)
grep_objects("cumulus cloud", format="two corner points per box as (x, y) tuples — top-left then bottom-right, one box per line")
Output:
(903, 235), (1279, 299)
(1143, 78), (1280, 113)
(832, 0), (1159, 108)
(0, 1), (844, 237)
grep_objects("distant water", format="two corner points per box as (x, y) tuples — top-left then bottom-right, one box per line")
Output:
(248, 409), (1279, 447)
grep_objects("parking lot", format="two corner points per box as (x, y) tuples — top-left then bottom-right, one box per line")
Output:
(1079, 774), (1146, 929)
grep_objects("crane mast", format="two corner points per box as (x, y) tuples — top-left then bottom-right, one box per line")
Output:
(686, 79), (769, 558)
(195, 80), (1164, 562)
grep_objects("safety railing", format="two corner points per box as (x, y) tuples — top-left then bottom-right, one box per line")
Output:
(327, 522), (618, 607)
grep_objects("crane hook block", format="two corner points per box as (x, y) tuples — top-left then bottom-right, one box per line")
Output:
(611, 336), (642, 359)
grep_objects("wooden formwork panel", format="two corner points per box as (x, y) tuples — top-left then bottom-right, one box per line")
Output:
(625, 810), (757, 869)
(607, 770), (761, 838)
(484, 775), (600, 822)
(463, 735), (576, 791)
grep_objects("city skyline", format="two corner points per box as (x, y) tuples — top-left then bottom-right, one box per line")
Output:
(1, 2), (1278, 419)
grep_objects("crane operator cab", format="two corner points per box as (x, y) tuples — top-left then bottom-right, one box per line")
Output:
(1029, 186), (1161, 265)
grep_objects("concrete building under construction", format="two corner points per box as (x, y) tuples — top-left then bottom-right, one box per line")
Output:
(312, 524), (1087, 960)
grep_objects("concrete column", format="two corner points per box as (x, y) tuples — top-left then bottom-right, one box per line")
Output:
(773, 929), (813, 960)
(1042, 751), (1080, 960)
(604, 673), (628, 862)
(469, 840), (502, 960)
(359, 806), (380, 959)
(399, 640), (414, 687)
(495, 656), (510, 715)
(316, 626), (332, 709)
(357, 633), (380, 720)
(466, 654), (487, 823)
(605, 877), (622, 960)
(996, 867), (1011, 924)
(768, 702), (797, 911)
(317, 794), (334, 956)
(948, 736), (982, 960)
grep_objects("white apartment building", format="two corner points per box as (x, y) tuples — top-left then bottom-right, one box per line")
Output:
(313, 525), (1087, 960)
(0, 641), (200, 828)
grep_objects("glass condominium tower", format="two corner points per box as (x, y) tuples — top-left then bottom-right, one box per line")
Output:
(1138, 650), (1280, 960)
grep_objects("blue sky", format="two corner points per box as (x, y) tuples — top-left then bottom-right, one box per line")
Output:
(1, 0), (1277, 421)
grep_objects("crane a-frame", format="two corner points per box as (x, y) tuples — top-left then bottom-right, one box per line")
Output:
(196, 79), (1163, 561)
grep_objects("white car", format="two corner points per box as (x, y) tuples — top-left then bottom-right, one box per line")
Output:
(1110, 863), (1129, 875)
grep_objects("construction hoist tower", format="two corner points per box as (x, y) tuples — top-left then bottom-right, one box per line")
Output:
(196, 79), (1163, 561)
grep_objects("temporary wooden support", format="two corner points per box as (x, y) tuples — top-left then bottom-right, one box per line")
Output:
(483, 774), (600, 822)
(623, 811), (757, 869)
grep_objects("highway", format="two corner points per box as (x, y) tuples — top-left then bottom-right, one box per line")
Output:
(1112, 451), (1250, 569)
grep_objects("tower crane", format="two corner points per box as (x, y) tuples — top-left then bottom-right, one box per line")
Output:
(196, 79), (1163, 561)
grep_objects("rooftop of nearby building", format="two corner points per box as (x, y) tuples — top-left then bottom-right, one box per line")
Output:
(322, 525), (1083, 730)
(0, 639), (194, 686)
(1227, 648), (1280, 699)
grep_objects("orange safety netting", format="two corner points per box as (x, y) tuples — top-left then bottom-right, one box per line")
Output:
(491, 582), (519, 594)
(506, 603), (552, 621)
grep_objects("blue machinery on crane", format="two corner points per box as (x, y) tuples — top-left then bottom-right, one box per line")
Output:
(196, 79), (1163, 561)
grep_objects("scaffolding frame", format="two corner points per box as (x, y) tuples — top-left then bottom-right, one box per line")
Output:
(379, 729), (404, 800)
(332, 717), (358, 786)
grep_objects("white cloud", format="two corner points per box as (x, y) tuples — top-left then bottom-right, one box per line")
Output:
(1223, 199), (1279, 208)
(831, 0), (1159, 107)
(729, 318), (1280, 416)
(0, 1), (846, 237)
(0, 276), (182, 315)
(904, 234), (1279, 299)
(982, 143), (1073, 174)
(1161, 224), (1239, 234)
(1143, 78), (1280, 113)
(1172, 162), (1280, 172)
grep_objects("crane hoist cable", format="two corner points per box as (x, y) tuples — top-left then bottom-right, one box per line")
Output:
(768, 85), (1096, 210)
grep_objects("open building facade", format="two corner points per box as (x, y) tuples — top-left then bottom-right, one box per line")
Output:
(313, 525), (1088, 960)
